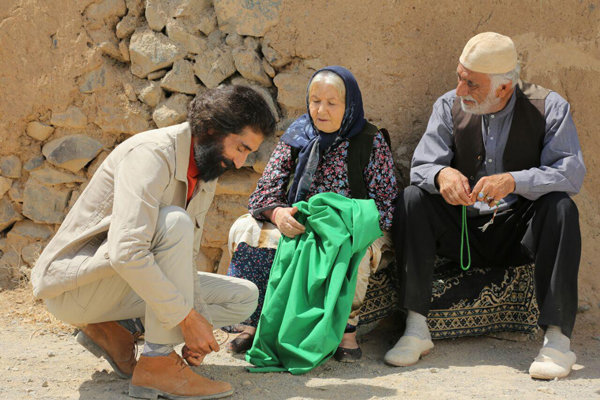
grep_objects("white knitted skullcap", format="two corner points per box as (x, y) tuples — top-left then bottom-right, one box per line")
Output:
(459, 32), (517, 74)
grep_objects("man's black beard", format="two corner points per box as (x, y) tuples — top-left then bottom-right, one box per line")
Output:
(193, 136), (235, 181)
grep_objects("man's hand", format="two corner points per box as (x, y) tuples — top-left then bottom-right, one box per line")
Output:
(470, 173), (515, 206)
(181, 345), (206, 366)
(179, 309), (219, 356)
(436, 167), (473, 206)
(271, 206), (306, 238)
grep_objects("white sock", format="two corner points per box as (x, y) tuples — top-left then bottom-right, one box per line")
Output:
(403, 310), (431, 341)
(543, 325), (571, 353)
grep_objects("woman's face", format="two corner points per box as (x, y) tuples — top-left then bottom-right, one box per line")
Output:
(308, 81), (345, 133)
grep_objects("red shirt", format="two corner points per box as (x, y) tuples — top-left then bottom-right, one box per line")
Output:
(187, 142), (199, 204)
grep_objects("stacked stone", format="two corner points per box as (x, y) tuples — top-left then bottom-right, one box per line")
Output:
(1, 0), (329, 288)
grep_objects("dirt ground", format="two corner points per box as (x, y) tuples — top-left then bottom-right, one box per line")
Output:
(1, 286), (599, 400)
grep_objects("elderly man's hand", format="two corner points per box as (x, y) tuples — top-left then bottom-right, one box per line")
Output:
(179, 309), (219, 356)
(470, 173), (515, 206)
(271, 206), (306, 238)
(436, 167), (474, 206)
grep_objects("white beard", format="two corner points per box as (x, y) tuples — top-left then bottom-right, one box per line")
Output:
(460, 89), (501, 115)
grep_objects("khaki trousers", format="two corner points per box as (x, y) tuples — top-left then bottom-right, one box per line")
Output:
(46, 206), (258, 344)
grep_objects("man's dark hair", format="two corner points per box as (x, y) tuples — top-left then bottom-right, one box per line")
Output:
(188, 85), (276, 139)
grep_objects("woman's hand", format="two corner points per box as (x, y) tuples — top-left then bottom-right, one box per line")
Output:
(271, 207), (306, 238)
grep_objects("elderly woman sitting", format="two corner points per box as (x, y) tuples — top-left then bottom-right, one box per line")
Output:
(226, 65), (397, 362)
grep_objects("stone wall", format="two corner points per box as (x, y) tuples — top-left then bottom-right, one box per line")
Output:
(1, 0), (599, 310)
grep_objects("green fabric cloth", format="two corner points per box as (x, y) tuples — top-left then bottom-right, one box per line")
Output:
(245, 192), (383, 374)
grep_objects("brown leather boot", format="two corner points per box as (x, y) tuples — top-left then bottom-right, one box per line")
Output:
(77, 321), (138, 379)
(129, 352), (233, 399)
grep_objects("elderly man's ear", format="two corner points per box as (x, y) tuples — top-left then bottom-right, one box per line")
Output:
(495, 82), (513, 100)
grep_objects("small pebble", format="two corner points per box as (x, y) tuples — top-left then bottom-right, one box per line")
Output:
(47, 351), (56, 357)
(592, 336), (600, 341)
(42, 381), (48, 388)
(27, 378), (33, 383)
(242, 380), (252, 386)
(577, 304), (591, 313)
(430, 368), (438, 373)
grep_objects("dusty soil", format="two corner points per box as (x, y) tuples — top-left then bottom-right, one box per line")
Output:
(1, 286), (599, 400)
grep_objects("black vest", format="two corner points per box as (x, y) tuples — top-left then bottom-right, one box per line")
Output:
(451, 81), (550, 184)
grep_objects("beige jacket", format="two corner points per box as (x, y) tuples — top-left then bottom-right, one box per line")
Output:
(32, 122), (216, 323)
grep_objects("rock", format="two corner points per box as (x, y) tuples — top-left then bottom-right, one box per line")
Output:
(147, 70), (168, 80)
(273, 70), (313, 111)
(95, 103), (150, 134)
(251, 134), (278, 174)
(41, 381), (48, 388)
(593, 335), (600, 341)
(42, 135), (104, 173)
(116, 14), (142, 39)
(50, 106), (88, 129)
(152, 94), (191, 128)
(124, 83), (137, 102)
(0, 197), (22, 231)
(245, 37), (260, 51)
(0, 261), (14, 290)
(26, 122), (54, 141)
(213, 0), (282, 37)
(8, 181), (24, 204)
(138, 81), (164, 107)
(161, 59), (201, 95)
(577, 303), (591, 313)
(165, 19), (208, 55)
(145, 0), (171, 31)
(262, 59), (275, 78)
(0, 177), (12, 197)
(197, 7), (218, 36)
(7, 221), (54, 242)
(30, 166), (86, 185)
(129, 28), (185, 78)
(125, 0), (145, 15)
(21, 243), (44, 267)
(230, 77), (279, 122)
(98, 41), (127, 63)
(24, 156), (44, 171)
(207, 30), (225, 49)
(215, 169), (261, 196)
(0, 156), (21, 178)
(261, 38), (291, 69)
(85, 0), (127, 29)
(22, 181), (71, 224)
(193, 46), (236, 88)
(119, 39), (130, 61)
(232, 47), (272, 86)
(79, 65), (108, 93)
(225, 32), (243, 48)
(174, 0), (212, 16)
(86, 151), (109, 179)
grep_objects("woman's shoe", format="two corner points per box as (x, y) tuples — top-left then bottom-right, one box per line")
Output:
(333, 346), (362, 363)
(226, 332), (254, 354)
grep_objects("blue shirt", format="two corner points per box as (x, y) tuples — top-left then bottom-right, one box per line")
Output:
(410, 86), (586, 215)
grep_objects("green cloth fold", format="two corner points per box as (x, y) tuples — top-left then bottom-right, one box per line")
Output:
(246, 192), (383, 374)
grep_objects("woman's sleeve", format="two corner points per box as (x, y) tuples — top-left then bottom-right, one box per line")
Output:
(248, 140), (295, 219)
(364, 131), (398, 232)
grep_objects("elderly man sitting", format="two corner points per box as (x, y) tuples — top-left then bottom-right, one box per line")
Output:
(387, 32), (585, 380)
